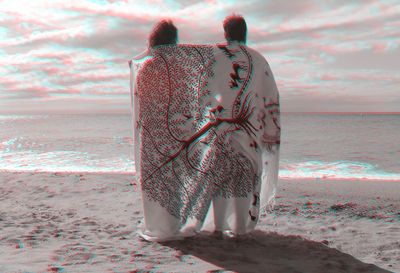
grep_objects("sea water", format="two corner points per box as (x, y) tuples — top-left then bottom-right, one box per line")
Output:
(0, 113), (399, 180)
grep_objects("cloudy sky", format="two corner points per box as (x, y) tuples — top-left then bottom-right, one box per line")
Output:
(0, 0), (399, 114)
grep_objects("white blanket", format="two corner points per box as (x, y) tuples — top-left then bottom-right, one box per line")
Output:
(129, 43), (280, 241)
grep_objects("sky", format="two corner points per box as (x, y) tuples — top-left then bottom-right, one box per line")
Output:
(0, 0), (399, 114)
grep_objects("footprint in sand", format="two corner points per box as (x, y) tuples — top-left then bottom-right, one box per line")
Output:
(52, 243), (95, 266)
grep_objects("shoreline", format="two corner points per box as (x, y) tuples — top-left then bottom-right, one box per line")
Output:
(280, 176), (400, 183)
(0, 171), (398, 272)
(1, 169), (399, 183)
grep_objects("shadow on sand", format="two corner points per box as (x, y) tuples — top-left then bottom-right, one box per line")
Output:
(162, 230), (390, 273)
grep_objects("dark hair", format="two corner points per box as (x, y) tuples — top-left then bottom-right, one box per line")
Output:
(148, 19), (178, 48)
(223, 14), (247, 43)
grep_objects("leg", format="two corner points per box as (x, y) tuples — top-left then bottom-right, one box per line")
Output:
(140, 194), (181, 241)
(213, 196), (229, 231)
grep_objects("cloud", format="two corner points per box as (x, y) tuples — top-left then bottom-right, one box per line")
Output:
(0, 0), (399, 113)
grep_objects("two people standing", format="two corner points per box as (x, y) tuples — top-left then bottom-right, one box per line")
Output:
(129, 15), (280, 242)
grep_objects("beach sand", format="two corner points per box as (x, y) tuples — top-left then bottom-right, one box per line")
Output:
(0, 172), (399, 273)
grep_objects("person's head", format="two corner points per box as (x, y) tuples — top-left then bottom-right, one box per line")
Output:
(223, 14), (247, 44)
(148, 19), (178, 48)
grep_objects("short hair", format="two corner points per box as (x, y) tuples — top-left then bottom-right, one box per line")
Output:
(223, 14), (247, 43)
(148, 19), (178, 48)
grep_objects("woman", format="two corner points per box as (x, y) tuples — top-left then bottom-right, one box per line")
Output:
(130, 20), (215, 241)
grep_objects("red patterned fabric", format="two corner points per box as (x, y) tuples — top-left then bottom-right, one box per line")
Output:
(129, 43), (280, 241)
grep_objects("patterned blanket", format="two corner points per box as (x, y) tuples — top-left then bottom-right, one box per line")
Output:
(130, 43), (280, 240)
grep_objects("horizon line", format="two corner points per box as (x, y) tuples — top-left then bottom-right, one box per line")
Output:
(283, 111), (400, 115)
(0, 111), (399, 115)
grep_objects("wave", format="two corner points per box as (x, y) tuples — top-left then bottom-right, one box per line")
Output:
(0, 150), (135, 174)
(279, 160), (400, 181)
(1, 144), (398, 181)
(0, 115), (48, 122)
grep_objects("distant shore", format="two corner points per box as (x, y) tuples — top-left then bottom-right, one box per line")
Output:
(0, 171), (398, 272)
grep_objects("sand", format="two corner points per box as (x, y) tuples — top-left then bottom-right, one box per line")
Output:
(0, 171), (399, 273)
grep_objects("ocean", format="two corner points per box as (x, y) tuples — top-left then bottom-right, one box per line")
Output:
(0, 113), (399, 181)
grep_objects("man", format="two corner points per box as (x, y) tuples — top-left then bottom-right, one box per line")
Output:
(203, 14), (281, 235)
(223, 13), (247, 45)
